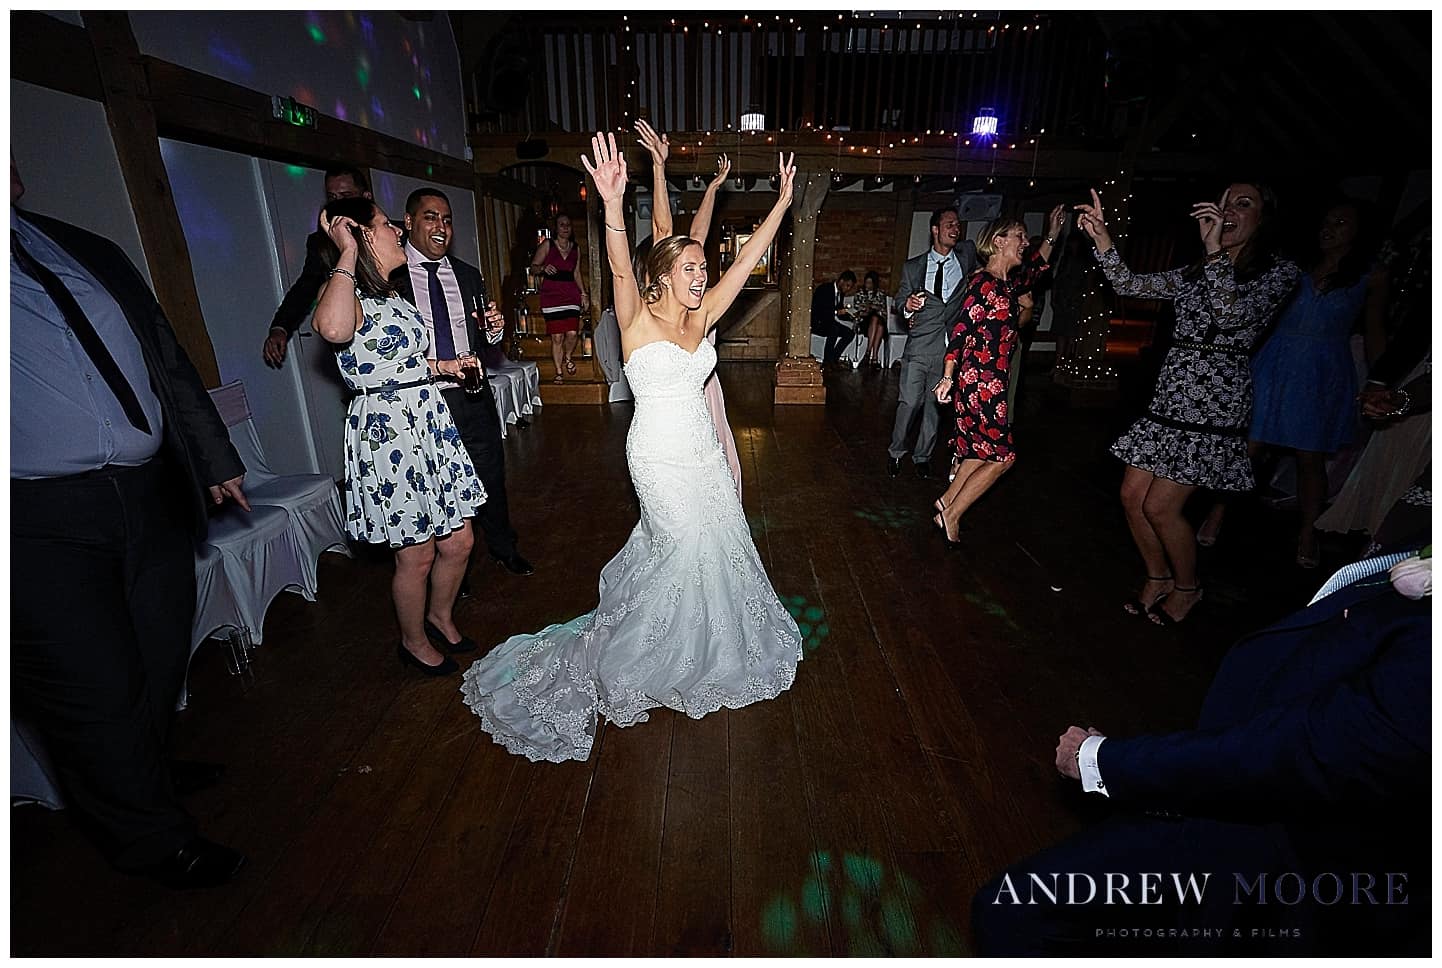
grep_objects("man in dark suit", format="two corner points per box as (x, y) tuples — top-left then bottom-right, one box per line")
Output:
(11, 160), (250, 887)
(972, 549), (1431, 955)
(811, 270), (857, 367)
(889, 208), (977, 477)
(392, 187), (534, 585)
(262, 165), (371, 367)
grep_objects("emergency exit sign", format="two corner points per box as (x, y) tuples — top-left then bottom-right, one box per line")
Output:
(271, 95), (318, 129)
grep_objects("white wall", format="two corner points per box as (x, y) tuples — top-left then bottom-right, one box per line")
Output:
(9, 80), (150, 286)
(128, 12), (468, 158)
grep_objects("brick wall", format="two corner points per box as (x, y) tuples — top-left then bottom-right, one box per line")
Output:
(812, 207), (900, 293)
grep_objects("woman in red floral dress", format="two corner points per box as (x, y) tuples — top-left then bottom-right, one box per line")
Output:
(932, 207), (1065, 543)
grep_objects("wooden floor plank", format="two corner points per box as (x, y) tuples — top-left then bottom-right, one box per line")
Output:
(15, 362), (1324, 955)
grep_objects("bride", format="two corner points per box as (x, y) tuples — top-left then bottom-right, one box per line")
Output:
(460, 133), (804, 762)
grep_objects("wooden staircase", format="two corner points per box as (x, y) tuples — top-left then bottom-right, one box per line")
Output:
(514, 326), (609, 406)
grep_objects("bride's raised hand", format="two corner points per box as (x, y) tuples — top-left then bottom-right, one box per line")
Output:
(581, 132), (628, 205)
(708, 153), (732, 190)
(774, 152), (797, 209)
(634, 119), (669, 167)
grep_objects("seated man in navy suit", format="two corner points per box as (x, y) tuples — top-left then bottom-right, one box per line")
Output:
(973, 548), (1431, 956)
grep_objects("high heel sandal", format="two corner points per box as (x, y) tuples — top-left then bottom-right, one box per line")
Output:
(563, 356), (577, 376)
(1123, 575), (1173, 618)
(933, 513), (962, 547)
(1148, 586), (1203, 627)
(934, 495), (951, 514)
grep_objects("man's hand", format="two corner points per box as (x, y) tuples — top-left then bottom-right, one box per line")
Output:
(904, 292), (928, 314)
(208, 475), (250, 512)
(263, 327), (289, 367)
(1055, 726), (1104, 781)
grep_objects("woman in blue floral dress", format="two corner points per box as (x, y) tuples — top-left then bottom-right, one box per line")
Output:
(314, 197), (486, 676)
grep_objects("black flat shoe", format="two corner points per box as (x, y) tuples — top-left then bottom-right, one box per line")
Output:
(397, 644), (458, 676)
(495, 553), (535, 576)
(424, 620), (477, 654)
(887, 457), (902, 478)
(913, 461), (933, 479)
(145, 837), (246, 890)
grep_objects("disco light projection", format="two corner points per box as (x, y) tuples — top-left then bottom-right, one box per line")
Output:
(971, 107), (998, 137)
(852, 503), (918, 529)
(761, 850), (964, 956)
(962, 591), (1018, 630)
(780, 596), (829, 655)
(305, 21), (325, 45)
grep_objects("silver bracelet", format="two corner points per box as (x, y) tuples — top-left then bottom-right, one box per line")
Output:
(329, 266), (357, 282)
(605, 223), (628, 233)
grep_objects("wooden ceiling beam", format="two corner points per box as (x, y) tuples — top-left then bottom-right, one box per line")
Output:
(469, 132), (1220, 181)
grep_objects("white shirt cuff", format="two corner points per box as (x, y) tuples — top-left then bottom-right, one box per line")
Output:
(1078, 735), (1109, 797)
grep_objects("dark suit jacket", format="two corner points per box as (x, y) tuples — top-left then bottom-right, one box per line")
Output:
(19, 211), (244, 538)
(1100, 568), (1430, 877)
(389, 254), (491, 360)
(810, 282), (844, 336)
(269, 229), (329, 337)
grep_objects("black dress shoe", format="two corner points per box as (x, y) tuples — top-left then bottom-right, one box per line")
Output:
(397, 644), (459, 676)
(423, 619), (478, 654)
(494, 553), (535, 576)
(913, 461), (933, 479)
(516, 417), (531, 428)
(169, 759), (225, 797)
(146, 837), (246, 889)
(887, 457), (902, 478)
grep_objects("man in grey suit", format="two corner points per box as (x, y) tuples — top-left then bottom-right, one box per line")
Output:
(887, 208), (977, 477)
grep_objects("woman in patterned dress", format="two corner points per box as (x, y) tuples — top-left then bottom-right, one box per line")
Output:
(931, 208), (1066, 543)
(1075, 184), (1300, 625)
(314, 197), (489, 675)
(854, 271), (890, 368)
(531, 214), (590, 384)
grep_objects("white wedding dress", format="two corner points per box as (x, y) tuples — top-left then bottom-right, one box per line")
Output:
(460, 338), (803, 762)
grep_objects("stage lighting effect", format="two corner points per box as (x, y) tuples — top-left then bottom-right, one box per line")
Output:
(971, 108), (998, 137)
(963, 591), (1018, 630)
(853, 504), (918, 529)
(761, 850), (965, 956)
(780, 596), (829, 655)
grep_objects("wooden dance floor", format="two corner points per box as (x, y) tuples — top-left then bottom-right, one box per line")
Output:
(12, 362), (1333, 956)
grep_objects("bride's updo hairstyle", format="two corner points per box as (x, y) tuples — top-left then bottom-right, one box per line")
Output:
(641, 235), (701, 304)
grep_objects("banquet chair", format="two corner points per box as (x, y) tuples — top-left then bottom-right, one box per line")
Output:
(885, 298), (909, 367)
(207, 381), (349, 600)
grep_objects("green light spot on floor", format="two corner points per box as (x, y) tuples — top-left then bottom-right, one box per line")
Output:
(356, 66), (370, 88)
(802, 605), (823, 622)
(796, 622), (813, 638)
(841, 892), (862, 927)
(761, 896), (798, 948)
(813, 850), (832, 874)
(881, 897), (918, 952)
(412, 85), (422, 99)
(801, 874), (828, 922)
(307, 24), (325, 44)
(843, 852), (884, 893)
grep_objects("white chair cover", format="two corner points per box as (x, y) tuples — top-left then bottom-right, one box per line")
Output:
(11, 718), (65, 809)
(208, 381), (349, 600)
(886, 298), (909, 368)
(487, 358), (542, 438)
(203, 503), (308, 647)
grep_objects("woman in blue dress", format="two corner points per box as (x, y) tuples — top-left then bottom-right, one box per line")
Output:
(1197, 200), (1388, 567)
(313, 197), (489, 676)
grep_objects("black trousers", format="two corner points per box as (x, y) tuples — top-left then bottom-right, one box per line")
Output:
(823, 321), (856, 365)
(441, 384), (517, 560)
(11, 460), (198, 869)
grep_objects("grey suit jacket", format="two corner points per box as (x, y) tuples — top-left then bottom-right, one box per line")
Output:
(894, 242), (978, 358)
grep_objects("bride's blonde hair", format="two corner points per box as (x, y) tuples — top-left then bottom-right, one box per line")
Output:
(641, 236), (702, 304)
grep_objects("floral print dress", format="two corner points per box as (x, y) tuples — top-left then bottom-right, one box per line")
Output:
(336, 294), (486, 547)
(1099, 248), (1300, 491)
(943, 247), (1051, 462)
